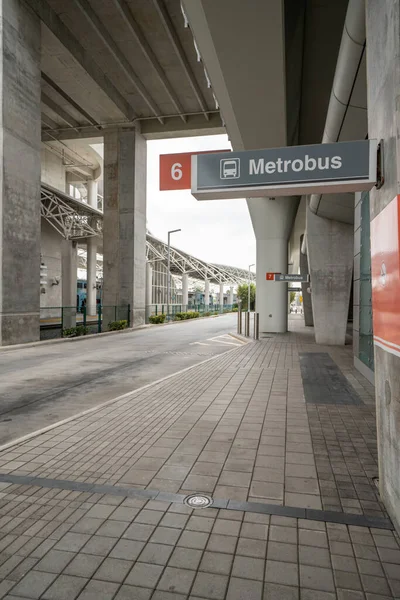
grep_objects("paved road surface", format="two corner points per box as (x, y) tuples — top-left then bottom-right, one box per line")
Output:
(0, 314), (240, 445)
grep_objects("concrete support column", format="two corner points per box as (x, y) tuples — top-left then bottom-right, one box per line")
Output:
(62, 240), (77, 328)
(366, 0), (400, 532)
(87, 179), (98, 209)
(0, 0), (41, 345)
(86, 237), (97, 317)
(103, 128), (146, 328)
(300, 235), (313, 327)
(182, 273), (189, 309)
(219, 283), (224, 311)
(229, 286), (234, 306)
(250, 197), (296, 334)
(204, 279), (210, 309)
(307, 206), (353, 345)
(145, 262), (152, 322)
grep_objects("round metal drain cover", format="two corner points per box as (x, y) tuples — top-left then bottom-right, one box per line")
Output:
(184, 494), (213, 509)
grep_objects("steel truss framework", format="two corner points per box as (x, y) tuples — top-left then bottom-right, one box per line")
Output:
(41, 184), (255, 285)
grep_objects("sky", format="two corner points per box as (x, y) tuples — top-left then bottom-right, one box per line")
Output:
(146, 134), (256, 270)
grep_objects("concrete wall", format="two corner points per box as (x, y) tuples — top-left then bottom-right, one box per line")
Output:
(41, 148), (66, 192)
(366, 0), (400, 533)
(0, 0), (41, 345)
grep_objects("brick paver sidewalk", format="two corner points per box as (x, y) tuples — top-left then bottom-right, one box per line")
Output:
(0, 322), (399, 599)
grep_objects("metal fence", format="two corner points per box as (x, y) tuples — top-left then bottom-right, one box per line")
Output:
(40, 305), (130, 340)
(145, 304), (237, 322)
(237, 310), (260, 340)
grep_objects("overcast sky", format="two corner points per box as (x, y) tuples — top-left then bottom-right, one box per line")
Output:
(146, 134), (256, 270)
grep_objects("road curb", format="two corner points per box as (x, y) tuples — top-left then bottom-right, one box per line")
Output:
(0, 345), (239, 453)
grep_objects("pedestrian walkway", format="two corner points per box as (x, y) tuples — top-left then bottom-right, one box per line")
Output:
(0, 319), (399, 600)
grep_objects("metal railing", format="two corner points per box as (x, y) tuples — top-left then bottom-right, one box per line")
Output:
(237, 310), (259, 340)
(145, 304), (237, 322)
(40, 304), (130, 340)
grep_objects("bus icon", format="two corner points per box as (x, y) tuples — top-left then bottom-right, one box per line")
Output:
(220, 158), (240, 179)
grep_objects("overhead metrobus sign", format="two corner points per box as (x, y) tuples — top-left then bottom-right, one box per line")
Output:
(191, 140), (377, 200)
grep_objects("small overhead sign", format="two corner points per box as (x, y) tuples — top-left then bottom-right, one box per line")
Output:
(191, 140), (377, 200)
(267, 273), (310, 282)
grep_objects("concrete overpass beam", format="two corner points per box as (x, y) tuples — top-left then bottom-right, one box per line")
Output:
(306, 205), (353, 345)
(103, 128), (146, 328)
(0, 0), (41, 345)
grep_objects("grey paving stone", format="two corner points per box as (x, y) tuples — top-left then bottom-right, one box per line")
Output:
(71, 518), (104, 535)
(236, 537), (267, 558)
(149, 526), (181, 545)
(160, 513), (189, 529)
(191, 572), (229, 600)
(301, 591), (336, 600)
(240, 523), (269, 540)
(336, 591), (365, 600)
(200, 551), (233, 575)
(169, 547), (203, 570)
(377, 547), (400, 564)
(64, 554), (104, 578)
(178, 530), (209, 550)
(42, 575), (88, 600)
(265, 560), (298, 586)
(299, 545), (331, 568)
(212, 519), (241, 537)
(76, 580), (119, 600)
(95, 520), (129, 538)
(125, 562), (163, 589)
(84, 505), (116, 520)
(232, 555), (265, 580)
(187, 515), (215, 533)
(267, 541), (298, 563)
(114, 585), (151, 600)
(138, 542), (174, 566)
(264, 582), (299, 599)
(109, 507), (140, 522)
(300, 565), (335, 592)
(33, 550), (75, 574)
(93, 557), (132, 583)
(108, 538), (144, 560)
(122, 523), (155, 542)
(269, 525), (297, 544)
(157, 566), (196, 595)
(360, 574), (392, 595)
(81, 536), (117, 557)
(226, 576), (263, 600)
(153, 592), (188, 600)
(135, 510), (164, 526)
(8, 570), (57, 599)
(54, 533), (91, 553)
(334, 570), (362, 590)
(299, 529), (328, 548)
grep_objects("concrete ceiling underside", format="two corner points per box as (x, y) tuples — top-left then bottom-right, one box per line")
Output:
(27, 0), (225, 141)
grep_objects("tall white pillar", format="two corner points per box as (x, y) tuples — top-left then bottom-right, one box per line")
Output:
(182, 273), (189, 308)
(204, 279), (210, 308)
(103, 128), (146, 328)
(219, 283), (224, 311)
(62, 240), (77, 328)
(229, 286), (234, 306)
(0, 0), (41, 345)
(87, 179), (98, 209)
(145, 262), (153, 322)
(86, 238), (97, 317)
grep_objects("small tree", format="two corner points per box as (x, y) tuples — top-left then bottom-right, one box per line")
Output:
(236, 283), (256, 311)
(289, 291), (296, 304)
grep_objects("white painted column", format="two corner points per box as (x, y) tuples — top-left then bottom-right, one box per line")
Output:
(62, 240), (77, 328)
(86, 238), (97, 316)
(219, 283), (224, 311)
(229, 286), (234, 306)
(182, 273), (189, 309)
(87, 179), (98, 209)
(204, 279), (210, 309)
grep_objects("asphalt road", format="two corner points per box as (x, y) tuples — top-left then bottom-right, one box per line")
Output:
(0, 314), (240, 445)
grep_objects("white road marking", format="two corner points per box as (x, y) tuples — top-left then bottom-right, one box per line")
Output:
(189, 342), (210, 346)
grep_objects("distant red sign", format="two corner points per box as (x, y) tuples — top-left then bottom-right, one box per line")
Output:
(266, 272), (281, 280)
(159, 150), (230, 191)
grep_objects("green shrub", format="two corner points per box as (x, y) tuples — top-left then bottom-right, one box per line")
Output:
(108, 320), (128, 331)
(62, 325), (90, 338)
(204, 311), (211, 317)
(149, 313), (166, 324)
(232, 307), (238, 312)
(173, 311), (200, 321)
